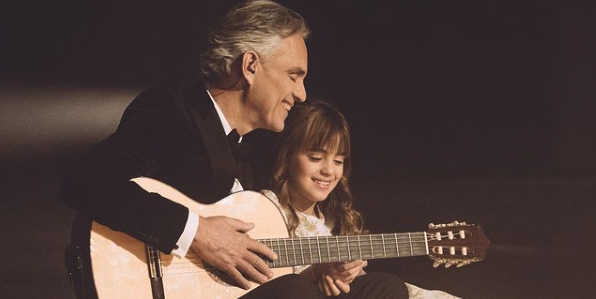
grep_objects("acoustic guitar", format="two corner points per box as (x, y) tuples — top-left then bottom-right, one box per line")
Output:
(68, 177), (489, 299)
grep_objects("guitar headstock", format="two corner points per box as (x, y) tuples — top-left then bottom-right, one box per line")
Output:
(426, 221), (490, 268)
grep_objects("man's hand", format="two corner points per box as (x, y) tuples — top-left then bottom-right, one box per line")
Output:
(190, 216), (278, 290)
(312, 260), (367, 296)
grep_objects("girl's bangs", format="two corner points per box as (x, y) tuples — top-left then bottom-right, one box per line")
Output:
(301, 117), (350, 156)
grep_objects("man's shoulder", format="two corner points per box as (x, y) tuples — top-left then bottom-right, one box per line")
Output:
(133, 82), (202, 102)
(125, 82), (209, 113)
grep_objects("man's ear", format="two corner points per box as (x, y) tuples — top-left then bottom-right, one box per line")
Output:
(242, 51), (259, 85)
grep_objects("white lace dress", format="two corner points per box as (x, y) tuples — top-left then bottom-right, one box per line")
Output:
(261, 190), (462, 299)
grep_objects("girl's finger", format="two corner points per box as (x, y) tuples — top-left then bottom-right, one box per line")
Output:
(335, 279), (351, 293)
(326, 275), (341, 296)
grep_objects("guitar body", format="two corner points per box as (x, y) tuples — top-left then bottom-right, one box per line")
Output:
(88, 177), (293, 299)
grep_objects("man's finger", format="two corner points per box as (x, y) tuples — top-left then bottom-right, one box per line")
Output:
(222, 266), (251, 290)
(247, 238), (278, 262)
(227, 217), (255, 233)
(245, 251), (274, 279)
(236, 259), (269, 284)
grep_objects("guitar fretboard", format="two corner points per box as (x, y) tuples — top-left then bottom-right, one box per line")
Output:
(259, 232), (428, 268)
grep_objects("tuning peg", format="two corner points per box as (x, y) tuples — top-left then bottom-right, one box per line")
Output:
(432, 257), (480, 269)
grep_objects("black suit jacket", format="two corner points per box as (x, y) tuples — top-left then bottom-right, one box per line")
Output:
(61, 83), (264, 253)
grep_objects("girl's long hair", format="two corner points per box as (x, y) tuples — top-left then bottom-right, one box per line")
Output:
(271, 101), (364, 236)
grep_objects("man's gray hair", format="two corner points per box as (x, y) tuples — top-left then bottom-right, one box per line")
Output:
(199, 0), (310, 84)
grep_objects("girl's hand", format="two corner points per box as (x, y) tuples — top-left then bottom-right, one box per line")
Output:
(312, 260), (367, 296)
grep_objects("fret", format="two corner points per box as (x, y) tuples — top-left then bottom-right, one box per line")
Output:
(264, 239), (273, 267)
(306, 238), (313, 264)
(299, 238), (305, 265)
(423, 232), (429, 255)
(273, 239), (278, 267)
(291, 238), (297, 266)
(380, 235), (392, 258)
(271, 239), (278, 267)
(347, 236), (351, 261)
(357, 235), (362, 260)
(317, 236), (323, 264)
(340, 236), (346, 262)
(408, 232), (414, 256)
(313, 237), (319, 264)
(363, 235), (372, 259)
(395, 233), (400, 257)
(335, 236), (340, 262)
(276, 238), (282, 267)
(369, 234), (374, 259)
(400, 234), (413, 257)
(265, 240), (275, 266)
(326, 236), (331, 263)
(274, 240), (280, 266)
(283, 239), (289, 267)
(268, 239), (273, 267)
(384, 234), (395, 258)
(373, 235), (385, 258)
(347, 236), (356, 260)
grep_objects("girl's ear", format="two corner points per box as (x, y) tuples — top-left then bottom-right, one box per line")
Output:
(241, 51), (260, 85)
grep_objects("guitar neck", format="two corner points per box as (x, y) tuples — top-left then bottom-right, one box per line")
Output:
(259, 232), (429, 268)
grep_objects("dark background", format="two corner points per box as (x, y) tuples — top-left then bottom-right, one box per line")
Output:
(1, 0), (595, 298)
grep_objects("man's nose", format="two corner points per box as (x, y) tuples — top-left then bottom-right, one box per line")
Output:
(293, 81), (306, 102)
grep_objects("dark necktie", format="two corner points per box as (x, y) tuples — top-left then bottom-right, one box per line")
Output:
(227, 129), (241, 146)
(227, 129), (251, 161)
(227, 129), (255, 188)
(228, 129), (253, 161)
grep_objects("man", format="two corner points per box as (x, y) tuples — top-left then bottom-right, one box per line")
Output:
(62, 1), (324, 298)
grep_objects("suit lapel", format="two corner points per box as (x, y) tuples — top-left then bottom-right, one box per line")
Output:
(184, 84), (239, 201)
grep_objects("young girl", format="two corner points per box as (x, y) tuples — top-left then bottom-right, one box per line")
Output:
(263, 101), (460, 299)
